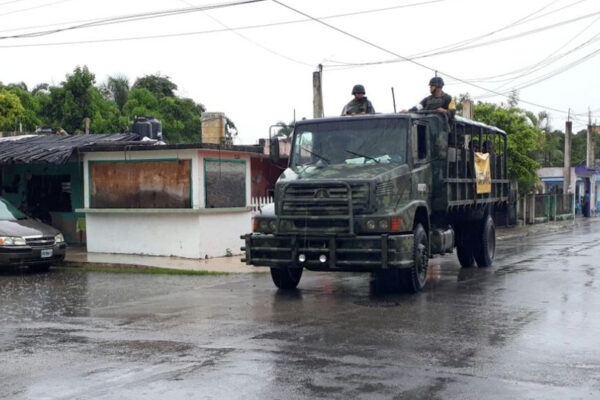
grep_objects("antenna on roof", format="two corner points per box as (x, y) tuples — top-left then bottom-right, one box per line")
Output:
(391, 87), (397, 113)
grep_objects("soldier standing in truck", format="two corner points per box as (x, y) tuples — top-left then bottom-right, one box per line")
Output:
(341, 84), (375, 115)
(407, 77), (456, 118)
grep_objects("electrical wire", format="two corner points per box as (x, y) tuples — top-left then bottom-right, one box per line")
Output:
(0, 0), (75, 18)
(0, 0), (267, 40)
(324, 8), (600, 71)
(0, 0), (31, 7)
(0, 0), (453, 48)
(179, 0), (313, 67)
(407, 0), (566, 59)
(0, 0), (447, 35)
(271, 0), (580, 117)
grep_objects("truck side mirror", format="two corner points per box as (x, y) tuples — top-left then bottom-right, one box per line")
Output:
(270, 137), (280, 164)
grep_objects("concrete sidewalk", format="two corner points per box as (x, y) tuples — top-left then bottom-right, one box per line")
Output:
(64, 246), (268, 274)
(64, 218), (583, 273)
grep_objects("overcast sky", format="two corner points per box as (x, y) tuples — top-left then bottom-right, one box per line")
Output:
(1, 0), (599, 143)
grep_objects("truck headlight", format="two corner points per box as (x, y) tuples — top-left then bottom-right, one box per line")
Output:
(254, 218), (277, 233)
(0, 236), (26, 246)
(54, 233), (65, 243)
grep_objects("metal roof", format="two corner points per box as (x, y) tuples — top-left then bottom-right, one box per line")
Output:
(79, 141), (264, 155)
(293, 113), (507, 135)
(0, 133), (142, 165)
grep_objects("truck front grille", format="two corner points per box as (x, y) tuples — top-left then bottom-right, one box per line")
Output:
(278, 182), (369, 234)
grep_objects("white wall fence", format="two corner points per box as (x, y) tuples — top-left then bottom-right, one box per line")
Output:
(250, 196), (274, 212)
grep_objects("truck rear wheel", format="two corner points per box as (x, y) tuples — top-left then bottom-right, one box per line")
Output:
(270, 267), (303, 290)
(401, 223), (429, 293)
(457, 244), (474, 268)
(474, 215), (495, 268)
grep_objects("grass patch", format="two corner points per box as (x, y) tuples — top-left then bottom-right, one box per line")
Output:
(57, 265), (228, 276)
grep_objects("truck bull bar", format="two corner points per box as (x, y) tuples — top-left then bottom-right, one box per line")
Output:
(241, 233), (414, 272)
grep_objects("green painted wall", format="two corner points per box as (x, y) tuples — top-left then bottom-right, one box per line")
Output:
(1, 162), (85, 244)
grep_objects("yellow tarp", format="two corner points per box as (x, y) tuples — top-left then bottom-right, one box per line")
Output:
(474, 152), (491, 194)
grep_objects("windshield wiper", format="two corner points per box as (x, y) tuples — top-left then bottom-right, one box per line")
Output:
(301, 146), (330, 164)
(345, 149), (380, 163)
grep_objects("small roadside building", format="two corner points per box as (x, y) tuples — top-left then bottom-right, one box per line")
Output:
(77, 142), (263, 259)
(0, 133), (143, 243)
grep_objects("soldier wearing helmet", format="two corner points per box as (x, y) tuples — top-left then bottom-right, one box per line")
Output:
(341, 84), (375, 116)
(408, 76), (456, 117)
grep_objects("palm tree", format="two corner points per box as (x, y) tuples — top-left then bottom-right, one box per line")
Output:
(106, 75), (130, 111)
(526, 110), (562, 167)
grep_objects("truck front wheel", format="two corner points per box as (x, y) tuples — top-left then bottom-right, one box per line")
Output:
(474, 215), (495, 267)
(401, 223), (429, 293)
(270, 267), (303, 290)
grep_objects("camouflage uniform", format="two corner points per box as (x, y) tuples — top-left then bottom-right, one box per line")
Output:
(341, 97), (375, 116)
(410, 92), (456, 118)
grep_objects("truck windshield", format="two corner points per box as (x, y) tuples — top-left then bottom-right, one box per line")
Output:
(291, 118), (408, 170)
(0, 198), (27, 221)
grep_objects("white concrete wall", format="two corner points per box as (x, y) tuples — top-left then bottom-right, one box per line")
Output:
(85, 210), (252, 258)
(197, 212), (253, 258)
(86, 212), (201, 258)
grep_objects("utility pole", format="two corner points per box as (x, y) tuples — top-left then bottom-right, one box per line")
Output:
(563, 113), (572, 194)
(313, 64), (324, 118)
(587, 107), (597, 168)
(84, 117), (91, 135)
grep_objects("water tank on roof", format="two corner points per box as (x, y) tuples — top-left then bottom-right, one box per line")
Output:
(132, 117), (162, 140)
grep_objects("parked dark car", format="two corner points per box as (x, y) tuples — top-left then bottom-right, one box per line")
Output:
(0, 197), (66, 272)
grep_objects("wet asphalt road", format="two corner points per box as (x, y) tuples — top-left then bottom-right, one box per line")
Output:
(1, 221), (600, 400)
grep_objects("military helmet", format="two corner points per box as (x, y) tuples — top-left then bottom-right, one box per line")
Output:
(352, 84), (366, 95)
(429, 76), (444, 87)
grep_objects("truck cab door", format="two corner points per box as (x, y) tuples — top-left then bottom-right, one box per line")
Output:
(411, 121), (431, 201)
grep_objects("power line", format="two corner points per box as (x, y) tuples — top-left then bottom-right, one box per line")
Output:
(0, 1), (452, 48)
(407, 0), (566, 59)
(457, 22), (600, 85)
(0, 0), (267, 40)
(324, 8), (600, 70)
(179, 0), (312, 66)
(476, 43), (600, 100)
(0, 0), (447, 35)
(0, 0), (75, 18)
(0, 0), (31, 7)
(271, 0), (578, 117)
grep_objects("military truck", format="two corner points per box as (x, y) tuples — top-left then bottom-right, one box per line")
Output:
(242, 112), (510, 292)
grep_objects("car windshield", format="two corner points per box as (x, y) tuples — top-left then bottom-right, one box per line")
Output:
(0, 198), (27, 221)
(291, 118), (408, 170)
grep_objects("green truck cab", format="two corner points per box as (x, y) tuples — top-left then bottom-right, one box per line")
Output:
(242, 112), (510, 292)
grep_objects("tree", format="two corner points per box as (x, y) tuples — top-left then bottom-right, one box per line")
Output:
(525, 110), (563, 167)
(4, 86), (41, 131)
(0, 90), (25, 131)
(132, 74), (177, 98)
(274, 121), (294, 139)
(105, 75), (130, 111)
(474, 102), (542, 194)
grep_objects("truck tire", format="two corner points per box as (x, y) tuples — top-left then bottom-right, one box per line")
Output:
(455, 225), (475, 268)
(270, 267), (303, 290)
(474, 215), (495, 268)
(401, 223), (429, 293)
(370, 269), (401, 293)
(456, 244), (475, 268)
